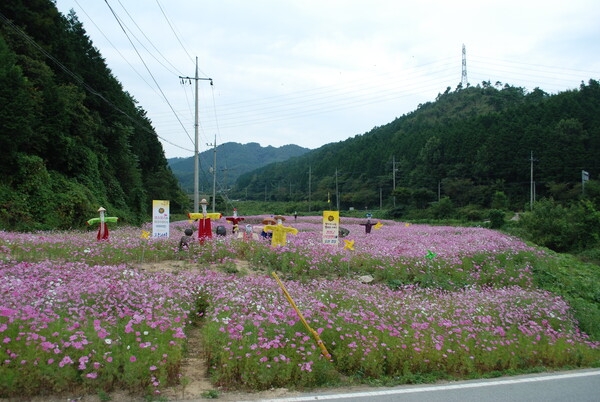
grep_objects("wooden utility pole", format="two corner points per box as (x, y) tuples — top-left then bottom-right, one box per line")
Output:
(179, 57), (212, 213)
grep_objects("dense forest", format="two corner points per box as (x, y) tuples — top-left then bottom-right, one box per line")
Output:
(0, 1), (188, 230)
(233, 80), (600, 215)
(2, 1), (599, 233)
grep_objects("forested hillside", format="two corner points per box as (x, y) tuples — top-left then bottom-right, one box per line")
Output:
(0, 1), (188, 230)
(168, 142), (310, 194)
(234, 81), (600, 214)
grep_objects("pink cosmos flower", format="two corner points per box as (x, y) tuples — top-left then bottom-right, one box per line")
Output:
(59, 356), (73, 368)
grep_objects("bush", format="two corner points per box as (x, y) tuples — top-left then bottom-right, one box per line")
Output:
(518, 199), (575, 252)
(458, 204), (487, 221)
(517, 198), (600, 253)
(488, 209), (505, 229)
(430, 197), (454, 219)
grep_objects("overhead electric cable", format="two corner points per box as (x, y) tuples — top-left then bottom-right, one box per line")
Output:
(115, 0), (184, 77)
(155, 0), (195, 66)
(103, 0), (194, 146)
(72, 0), (163, 99)
(0, 10), (192, 153)
(210, 84), (223, 146)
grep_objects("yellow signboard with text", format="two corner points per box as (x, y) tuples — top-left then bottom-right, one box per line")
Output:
(322, 211), (339, 245)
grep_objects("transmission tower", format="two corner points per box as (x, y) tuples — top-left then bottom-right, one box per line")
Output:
(461, 44), (468, 87)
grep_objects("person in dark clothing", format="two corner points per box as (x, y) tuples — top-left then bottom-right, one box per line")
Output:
(178, 228), (194, 251)
(360, 219), (375, 234)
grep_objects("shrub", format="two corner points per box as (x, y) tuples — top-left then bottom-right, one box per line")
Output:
(488, 209), (505, 229)
(518, 198), (600, 253)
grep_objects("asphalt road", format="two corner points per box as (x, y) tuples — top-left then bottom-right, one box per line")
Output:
(243, 368), (600, 402)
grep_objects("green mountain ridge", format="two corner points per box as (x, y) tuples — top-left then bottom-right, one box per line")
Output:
(167, 142), (310, 195)
(230, 81), (600, 214)
(2, 0), (599, 231)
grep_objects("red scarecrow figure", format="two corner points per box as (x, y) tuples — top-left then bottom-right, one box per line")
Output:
(86, 207), (118, 241)
(187, 199), (222, 243)
(225, 208), (245, 234)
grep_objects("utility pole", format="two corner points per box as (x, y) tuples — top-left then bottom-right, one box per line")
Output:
(529, 151), (536, 211)
(179, 57), (212, 213)
(582, 170), (590, 195)
(392, 155), (397, 207)
(335, 168), (340, 211)
(308, 165), (312, 212)
(207, 135), (217, 212)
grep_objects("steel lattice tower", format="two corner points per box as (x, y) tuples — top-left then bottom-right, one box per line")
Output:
(461, 44), (468, 87)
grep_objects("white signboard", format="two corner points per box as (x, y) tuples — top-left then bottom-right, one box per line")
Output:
(152, 200), (170, 238)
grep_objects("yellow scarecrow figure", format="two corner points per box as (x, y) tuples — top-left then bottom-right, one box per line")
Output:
(263, 215), (298, 247)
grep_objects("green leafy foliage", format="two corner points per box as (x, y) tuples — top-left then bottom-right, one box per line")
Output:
(227, 80), (600, 218)
(0, 1), (188, 230)
(517, 198), (600, 252)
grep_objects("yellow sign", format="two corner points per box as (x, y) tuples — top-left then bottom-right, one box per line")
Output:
(322, 211), (339, 245)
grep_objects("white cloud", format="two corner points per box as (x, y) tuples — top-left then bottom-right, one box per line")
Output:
(54, 0), (600, 158)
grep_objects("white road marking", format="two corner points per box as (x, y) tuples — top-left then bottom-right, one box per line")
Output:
(248, 370), (600, 401)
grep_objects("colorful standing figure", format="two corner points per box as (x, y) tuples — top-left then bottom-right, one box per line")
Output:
(242, 224), (258, 241)
(225, 208), (245, 234)
(360, 219), (375, 234)
(187, 199), (222, 243)
(260, 218), (275, 240)
(263, 215), (298, 247)
(86, 207), (118, 241)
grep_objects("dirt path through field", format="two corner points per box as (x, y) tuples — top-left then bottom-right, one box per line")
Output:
(135, 259), (296, 401)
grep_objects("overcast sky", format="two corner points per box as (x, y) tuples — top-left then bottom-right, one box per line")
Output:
(53, 0), (600, 159)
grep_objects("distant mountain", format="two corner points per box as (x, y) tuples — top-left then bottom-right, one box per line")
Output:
(168, 142), (310, 194)
(232, 80), (600, 212)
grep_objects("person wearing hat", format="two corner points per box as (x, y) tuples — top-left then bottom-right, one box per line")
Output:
(263, 215), (298, 247)
(260, 217), (276, 240)
(187, 199), (222, 243)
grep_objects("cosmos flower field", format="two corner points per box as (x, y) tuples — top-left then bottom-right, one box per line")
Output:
(1, 215), (598, 398)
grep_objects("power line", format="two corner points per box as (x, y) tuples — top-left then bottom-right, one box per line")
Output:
(0, 10), (190, 149)
(75, 0), (200, 152)
(155, 0), (195, 67)
(114, 0), (184, 77)
(73, 0), (160, 97)
(103, 0), (194, 147)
